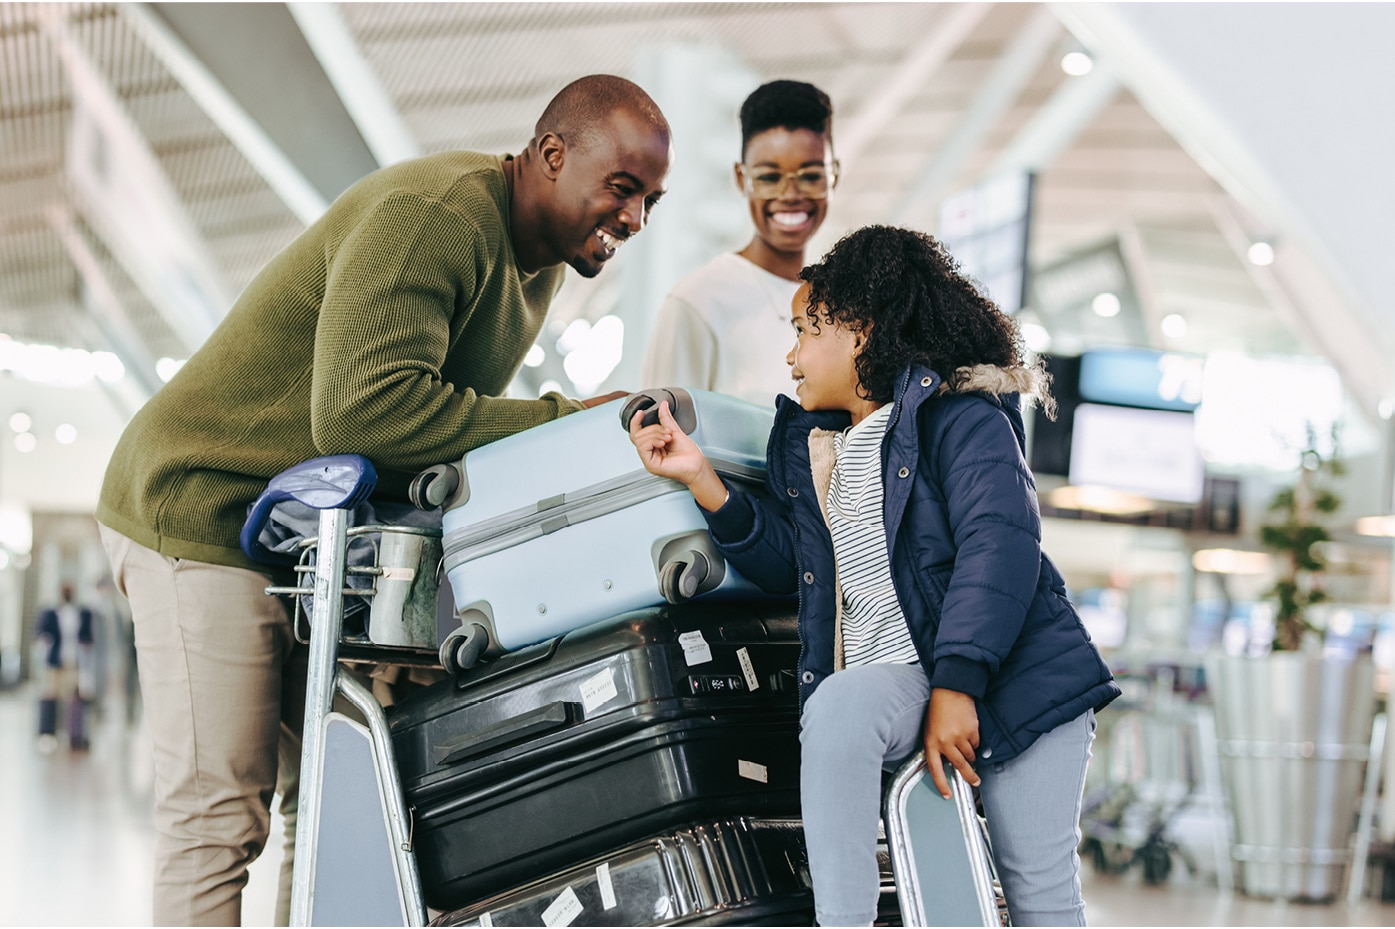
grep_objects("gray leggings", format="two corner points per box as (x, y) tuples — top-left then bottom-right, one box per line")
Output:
(799, 663), (1096, 926)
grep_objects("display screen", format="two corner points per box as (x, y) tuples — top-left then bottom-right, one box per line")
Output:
(1068, 403), (1204, 503)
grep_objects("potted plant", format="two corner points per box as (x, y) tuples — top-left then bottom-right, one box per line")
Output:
(1206, 426), (1377, 901)
(1260, 429), (1344, 652)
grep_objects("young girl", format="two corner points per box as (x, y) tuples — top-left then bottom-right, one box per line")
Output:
(630, 224), (1120, 927)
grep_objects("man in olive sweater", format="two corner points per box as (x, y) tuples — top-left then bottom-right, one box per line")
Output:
(97, 75), (671, 926)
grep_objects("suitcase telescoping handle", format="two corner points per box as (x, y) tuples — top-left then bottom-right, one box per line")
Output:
(619, 388), (698, 434)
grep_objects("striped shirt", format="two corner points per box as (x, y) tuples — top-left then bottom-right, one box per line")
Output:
(828, 405), (920, 667)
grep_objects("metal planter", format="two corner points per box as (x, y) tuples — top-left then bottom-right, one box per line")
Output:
(1205, 652), (1376, 900)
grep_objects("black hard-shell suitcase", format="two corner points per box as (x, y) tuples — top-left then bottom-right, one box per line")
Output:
(389, 602), (803, 908)
(430, 818), (903, 927)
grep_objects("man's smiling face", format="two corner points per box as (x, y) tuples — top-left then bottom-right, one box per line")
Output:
(543, 109), (672, 278)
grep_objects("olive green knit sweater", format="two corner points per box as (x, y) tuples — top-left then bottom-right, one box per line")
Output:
(96, 151), (581, 570)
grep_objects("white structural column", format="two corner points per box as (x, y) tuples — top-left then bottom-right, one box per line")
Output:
(893, 6), (1061, 225)
(836, 3), (991, 170)
(288, 2), (420, 168)
(121, 2), (330, 225)
(38, 6), (231, 354)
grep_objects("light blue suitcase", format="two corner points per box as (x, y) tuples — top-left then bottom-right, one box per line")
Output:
(411, 389), (781, 671)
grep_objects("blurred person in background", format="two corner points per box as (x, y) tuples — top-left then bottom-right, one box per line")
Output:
(34, 583), (95, 753)
(642, 79), (838, 405)
(95, 74), (672, 926)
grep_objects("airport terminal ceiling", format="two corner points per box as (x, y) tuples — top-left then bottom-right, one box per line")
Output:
(1, 1), (1393, 517)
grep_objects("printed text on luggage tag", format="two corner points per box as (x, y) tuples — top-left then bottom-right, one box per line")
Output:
(579, 668), (618, 715)
(739, 759), (769, 783)
(596, 862), (618, 910)
(542, 886), (583, 927)
(736, 647), (760, 691)
(678, 630), (713, 666)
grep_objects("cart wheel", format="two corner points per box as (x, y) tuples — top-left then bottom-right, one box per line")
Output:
(439, 623), (487, 674)
(1083, 838), (1107, 874)
(1141, 843), (1172, 884)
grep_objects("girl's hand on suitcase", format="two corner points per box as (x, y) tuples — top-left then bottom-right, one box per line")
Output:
(924, 687), (982, 799)
(629, 403), (727, 510)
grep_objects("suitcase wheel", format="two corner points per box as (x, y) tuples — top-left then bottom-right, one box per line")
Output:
(440, 622), (489, 674)
(659, 549), (711, 603)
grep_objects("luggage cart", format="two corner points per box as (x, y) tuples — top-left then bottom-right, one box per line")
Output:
(245, 454), (440, 926)
(248, 453), (1009, 927)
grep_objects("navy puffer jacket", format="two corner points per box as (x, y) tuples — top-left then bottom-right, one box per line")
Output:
(704, 363), (1120, 764)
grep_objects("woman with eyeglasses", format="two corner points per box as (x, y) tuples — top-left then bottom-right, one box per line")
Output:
(642, 79), (839, 406)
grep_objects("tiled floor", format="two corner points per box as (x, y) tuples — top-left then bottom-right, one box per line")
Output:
(2, 682), (1392, 928)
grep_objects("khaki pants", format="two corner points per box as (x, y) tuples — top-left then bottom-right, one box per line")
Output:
(100, 525), (302, 927)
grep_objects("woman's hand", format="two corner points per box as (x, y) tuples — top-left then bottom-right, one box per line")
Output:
(628, 402), (728, 511)
(923, 687), (982, 799)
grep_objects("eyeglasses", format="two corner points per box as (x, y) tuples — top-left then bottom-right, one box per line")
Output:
(738, 162), (839, 199)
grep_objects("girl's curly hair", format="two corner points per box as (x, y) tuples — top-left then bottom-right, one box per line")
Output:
(799, 224), (1052, 413)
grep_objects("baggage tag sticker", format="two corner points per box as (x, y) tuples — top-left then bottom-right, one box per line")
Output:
(477, 913), (492, 928)
(579, 667), (618, 715)
(542, 886), (583, 927)
(736, 647), (760, 692)
(678, 630), (713, 666)
(596, 862), (618, 910)
(738, 759), (769, 783)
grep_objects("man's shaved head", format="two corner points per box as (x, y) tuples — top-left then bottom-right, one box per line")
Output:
(535, 74), (670, 152)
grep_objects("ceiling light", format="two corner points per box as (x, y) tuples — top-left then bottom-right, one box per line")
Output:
(55, 423), (77, 445)
(1161, 314), (1188, 338)
(1060, 51), (1094, 76)
(1192, 548), (1271, 575)
(1380, 399), (1394, 420)
(1356, 515), (1395, 537)
(1247, 241), (1275, 266)
(524, 344), (545, 368)
(14, 432), (36, 453)
(1091, 292), (1121, 318)
(537, 379), (562, 398)
(8, 412), (31, 433)
(156, 357), (187, 382)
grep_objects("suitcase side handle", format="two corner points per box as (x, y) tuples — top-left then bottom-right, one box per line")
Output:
(431, 700), (580, 767)
(618, 387), (698, 434)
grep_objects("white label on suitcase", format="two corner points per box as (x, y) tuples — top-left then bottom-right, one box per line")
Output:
(738, 759), (769, 783)
(736, 646), (760, 691)
(678, 630), (713, 666)
(596, 862), (617, 910)
(381, 566), (415, 581)
(478, 913), (492, 928)
(579, 668), (618, 715)
(542, 886), (583, 927)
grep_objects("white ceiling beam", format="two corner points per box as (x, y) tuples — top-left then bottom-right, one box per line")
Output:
(893, 6), (1061, 225)
(985, 62), (1120, 178)
(47, 206), (160, 409)
(121, 2), (329, 225)
(288, 2), (420, 167)
(37, 6), (230, 354)
(1208, 194), (1390, 417)
(836, 3), (991, 170)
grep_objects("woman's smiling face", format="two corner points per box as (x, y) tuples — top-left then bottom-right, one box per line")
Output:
(737, 128), (834, 259)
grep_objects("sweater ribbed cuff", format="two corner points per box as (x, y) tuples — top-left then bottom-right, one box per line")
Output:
(930, 655), (990, 700)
